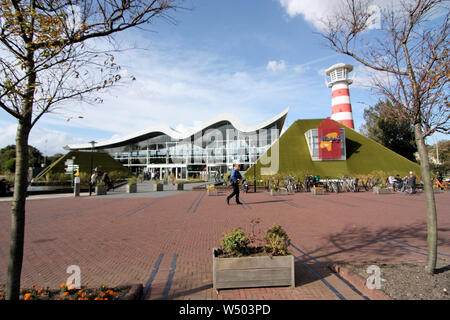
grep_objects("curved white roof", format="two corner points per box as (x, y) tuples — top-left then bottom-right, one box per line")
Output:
(65, 107), (289, 150)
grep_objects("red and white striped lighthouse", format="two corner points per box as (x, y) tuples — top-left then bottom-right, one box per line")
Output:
(325, 63), (354, 129)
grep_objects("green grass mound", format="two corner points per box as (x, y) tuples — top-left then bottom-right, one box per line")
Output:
(247, 119), (420, 180)
(35, 150), (132, 184)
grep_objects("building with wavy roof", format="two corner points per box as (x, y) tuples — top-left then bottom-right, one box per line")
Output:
(65, 108), (289, 179)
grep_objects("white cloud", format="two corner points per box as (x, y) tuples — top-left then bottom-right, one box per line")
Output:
(266, 60), (287, 72)
(0, 122), (17, 149)
(0, 120), (85, 155)
(23, 45), (317, 145)
(279, 0), (449, 32)
(293, 64), (310, 74)
(1, 38), (334, 153)
(278, 0), (338, 31)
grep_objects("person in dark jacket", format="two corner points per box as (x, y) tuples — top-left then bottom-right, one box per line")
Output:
(227, 164), (243, 205)
(408, 171), (417, 194)
(102, 172), (113, 191)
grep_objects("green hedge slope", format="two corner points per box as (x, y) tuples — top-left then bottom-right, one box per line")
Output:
(249, 119), (420, 179)
(36, 150), (131, 180)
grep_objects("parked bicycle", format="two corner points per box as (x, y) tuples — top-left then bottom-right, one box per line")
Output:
(434, 178), (448, 191)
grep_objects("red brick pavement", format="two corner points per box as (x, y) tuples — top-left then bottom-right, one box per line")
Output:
(0, 190), (449, 300)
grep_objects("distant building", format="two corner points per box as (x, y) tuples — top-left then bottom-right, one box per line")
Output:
(65, 108), (288, 180)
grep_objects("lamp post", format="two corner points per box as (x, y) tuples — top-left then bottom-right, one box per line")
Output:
(254, 160), (256, 193)
(88, 140), (96, 196)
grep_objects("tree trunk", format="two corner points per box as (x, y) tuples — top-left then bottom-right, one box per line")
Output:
(6, 121), (31, 300)
(414, 123), (437, 274)
(6, 43), (35, 299)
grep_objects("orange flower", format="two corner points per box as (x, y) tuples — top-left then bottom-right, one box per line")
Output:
(31, 284), (35, 289)
(64, 292), (69, 296)
(108, 290), (116, 297)
(60, 283), (66, 288)
(24, 293), (32, 300)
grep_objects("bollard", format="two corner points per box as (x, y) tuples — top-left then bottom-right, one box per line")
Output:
(74, 176), (80, 197)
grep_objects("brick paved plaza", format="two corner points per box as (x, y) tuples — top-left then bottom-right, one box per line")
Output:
(0, 183), (449, 300)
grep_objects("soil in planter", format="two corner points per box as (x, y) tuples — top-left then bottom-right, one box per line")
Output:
(0, 283), (131, 300)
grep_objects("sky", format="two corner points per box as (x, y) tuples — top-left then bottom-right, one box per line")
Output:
(0, 0), (447, 155)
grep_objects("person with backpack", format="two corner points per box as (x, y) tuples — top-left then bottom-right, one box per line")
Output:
(226, 163), (243, 205)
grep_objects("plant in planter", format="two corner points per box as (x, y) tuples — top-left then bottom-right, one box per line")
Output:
(213, 224), (295, 290)
(373, 183), (393, 194)
(174, 179), (184, 190)
(95, 181), (107, 195)
(127, 177), (137, 193)
(269, 184), (288, 196)
(269, 184), (279, 196)
(263, 224), (291, 256)
(153, 179), (163, 191)
(220, 228), (251, 257)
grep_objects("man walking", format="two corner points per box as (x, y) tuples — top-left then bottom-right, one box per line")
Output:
(408, 171), (417, 194)
(227, 163), (243, 205)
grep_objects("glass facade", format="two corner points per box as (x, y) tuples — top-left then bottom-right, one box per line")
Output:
(94, 121), (281, 179)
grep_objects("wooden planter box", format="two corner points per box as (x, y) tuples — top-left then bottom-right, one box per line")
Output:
(212, 248), (295, 290)
(127, 184), (137, 193)
(311, 188), (326, 195)
(95, 186), (107, 195)
(373, 187), (393, 194)
(207, 189), (218, 196)
(270, 188), (288, 196)
(153, 184), (163, 191)
(166, 183), (184, 191)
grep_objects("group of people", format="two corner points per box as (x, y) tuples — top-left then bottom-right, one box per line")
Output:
(388, 171), (417, 193)
(90, 169), (114, 191)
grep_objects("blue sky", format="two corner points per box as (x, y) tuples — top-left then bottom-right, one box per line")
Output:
(0, 0), (446, 155)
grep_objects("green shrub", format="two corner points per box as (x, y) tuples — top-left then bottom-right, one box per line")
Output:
(97, 181), (106, 187)
(109, 170), (130, 182)
(3, 158), (15, 173)
(220, 228), (251, 257)
(79, 172), (90, 185)
(128, 176), (137, 185)
(263, 224), (290, 256)
(270, 184), (280, 191)
(223, 171), (231, 183)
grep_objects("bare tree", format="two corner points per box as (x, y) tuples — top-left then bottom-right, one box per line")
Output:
(319, 0), (449, 273)
(0, 0), (183, 300)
